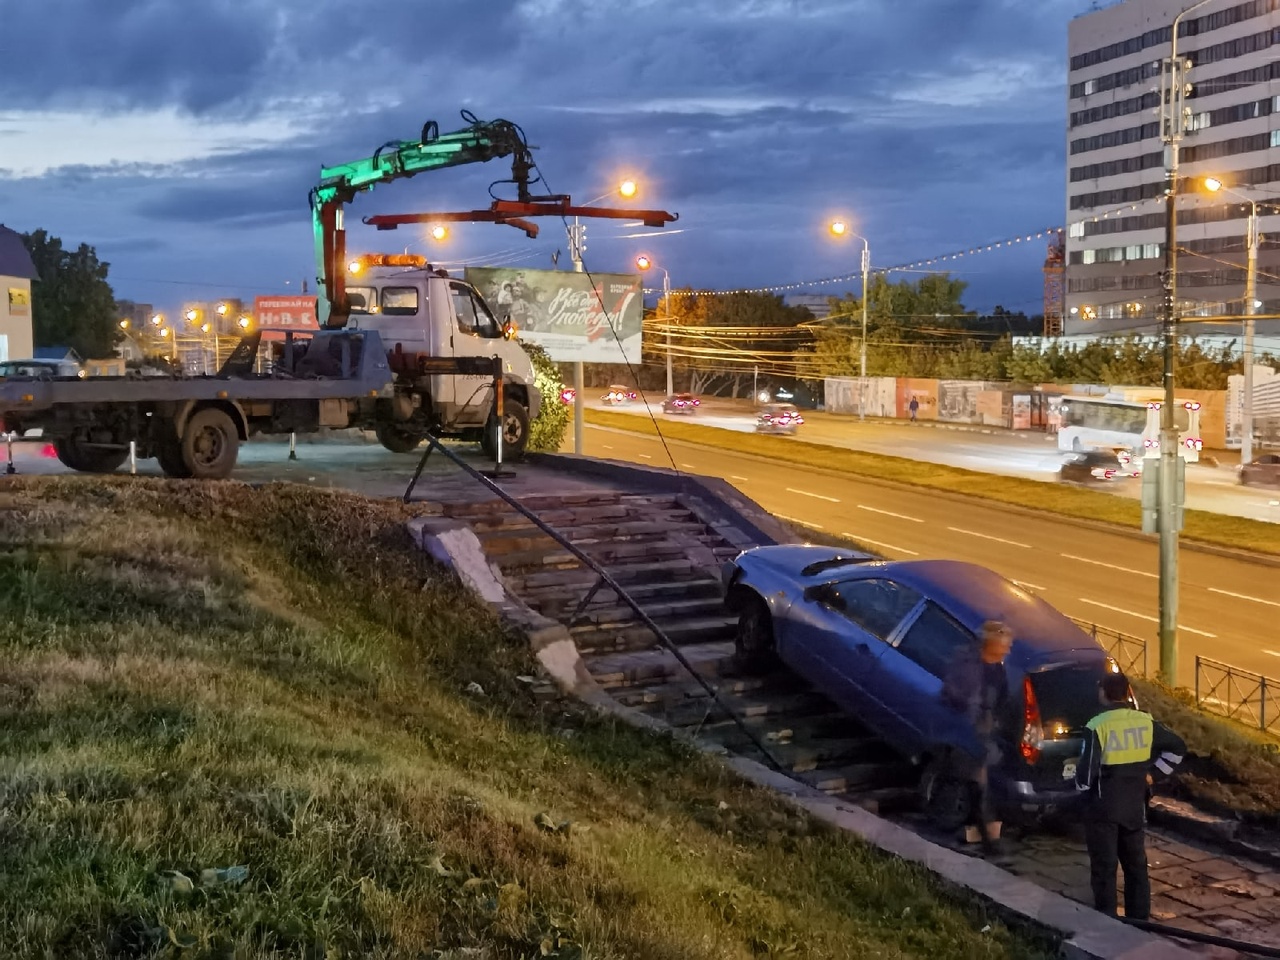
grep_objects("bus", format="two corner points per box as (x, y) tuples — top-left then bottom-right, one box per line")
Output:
(1056, 394), (1203, 464)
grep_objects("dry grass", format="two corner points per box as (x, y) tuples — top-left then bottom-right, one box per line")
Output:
(585, 408), (1280, 557)
(0, 477), (1058, 959)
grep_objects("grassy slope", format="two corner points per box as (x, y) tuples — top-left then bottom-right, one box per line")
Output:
(585, 408), (1280, 557)
(0, 478), (1057, 960)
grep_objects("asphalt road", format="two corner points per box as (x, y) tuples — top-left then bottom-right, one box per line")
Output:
(593, 398), (1280, 525)
(579, 421), (1280, 684)
(11, 428), (1275, 686)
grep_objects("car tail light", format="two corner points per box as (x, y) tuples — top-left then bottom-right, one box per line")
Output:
(1185, 437), (1202, 450)
(1104, 469), (1115, 479)
(1020, 676), (1042, 765)
(41, 444), (57, 459)
(693, 399), (700, 405)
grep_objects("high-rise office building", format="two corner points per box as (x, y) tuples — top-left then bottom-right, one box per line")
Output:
(1066, 0), (1280, 337)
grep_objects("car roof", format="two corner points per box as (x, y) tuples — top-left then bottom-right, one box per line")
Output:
(852, 559), (1100, 663)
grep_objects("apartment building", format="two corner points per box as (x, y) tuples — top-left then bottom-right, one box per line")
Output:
(1066, 0), (1280, 337)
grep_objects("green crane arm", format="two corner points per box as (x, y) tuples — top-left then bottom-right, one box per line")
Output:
(309, 113), (532, 328)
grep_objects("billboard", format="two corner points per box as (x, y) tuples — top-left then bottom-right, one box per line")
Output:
(465, 267), (643, 363)
(254, 296), (318, 332)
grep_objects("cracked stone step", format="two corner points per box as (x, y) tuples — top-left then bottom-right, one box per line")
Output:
(508, 558), (710, 591)
(527, 578), (724, 615)
(612, 673), (780, 705)
(571, 614), (738, 655)
(800, 760), (916, 794)
(585, 640), (738, 687)
(574, 594), (729, 627)
(497, 540), (692, 573)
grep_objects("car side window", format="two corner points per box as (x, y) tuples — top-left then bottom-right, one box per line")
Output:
(470, 291), (502, 339)
(824, 578), (922, 641)
(894, 602), (975, 678)
(451, 284), (481, 336)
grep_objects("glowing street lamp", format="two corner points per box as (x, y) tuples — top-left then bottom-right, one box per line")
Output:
(430, 224), (449, 241)
(185, 309), (200, 323)
(118, 319), (130, 330)
(216, 302), (229, 317)
(1204, 175), (1261, 464)
(827, 217), (872, 419)
(634, 254), (674, 395)
(619, 179), (638, 199)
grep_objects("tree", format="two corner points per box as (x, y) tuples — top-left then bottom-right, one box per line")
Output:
(523, 341), (570, 452)
(22, 229), (121, 358)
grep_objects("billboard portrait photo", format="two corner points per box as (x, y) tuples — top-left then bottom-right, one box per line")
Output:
(465, 267), (643, 364)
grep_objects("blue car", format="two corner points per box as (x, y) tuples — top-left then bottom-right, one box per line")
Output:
(723, 544), (1120, 826)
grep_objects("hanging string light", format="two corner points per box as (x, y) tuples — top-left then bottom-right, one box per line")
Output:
(650, 226), (1065, 297)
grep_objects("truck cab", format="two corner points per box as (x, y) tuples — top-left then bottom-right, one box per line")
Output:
(343, 268), (540, 454)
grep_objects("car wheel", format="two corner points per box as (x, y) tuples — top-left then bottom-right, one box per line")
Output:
(734, 594), (776, 674)
(919, 757), (972, 833)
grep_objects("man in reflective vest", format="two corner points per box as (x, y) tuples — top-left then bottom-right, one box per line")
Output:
(1075, 671), (1186, 920)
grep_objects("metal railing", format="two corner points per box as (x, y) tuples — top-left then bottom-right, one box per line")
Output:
(1196, 656), (1279, 735)
(1070, 617), (1149, 679)
(1070, 617), (1279, 738)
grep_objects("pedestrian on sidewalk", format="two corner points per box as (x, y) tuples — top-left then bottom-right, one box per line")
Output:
(941, 619), (1013, 858)
(1075, 672), (1186, 920)
(908, 396), (919, 423)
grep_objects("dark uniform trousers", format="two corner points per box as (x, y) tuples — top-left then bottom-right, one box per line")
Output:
(1077, 706), (1184, 921)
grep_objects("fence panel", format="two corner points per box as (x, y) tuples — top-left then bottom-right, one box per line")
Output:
(1069, 618), (1149, 679)
(1195, 656), (1279, 735)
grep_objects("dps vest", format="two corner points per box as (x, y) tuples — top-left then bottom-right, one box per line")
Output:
(1087, 708), (1154, 767)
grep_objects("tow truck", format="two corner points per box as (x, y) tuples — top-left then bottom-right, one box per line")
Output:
(0, 113), (676, 478)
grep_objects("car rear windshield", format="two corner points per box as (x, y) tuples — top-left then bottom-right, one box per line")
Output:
(1030, 662), (1108, 731)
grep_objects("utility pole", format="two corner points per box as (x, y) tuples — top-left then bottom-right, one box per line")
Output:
(663, 269), (673, 396)
(860, 240), (870, 421)
(1156, 0), (1209, 686)
(1244, 202), (1258, 466)
(569, 217), (586, 455)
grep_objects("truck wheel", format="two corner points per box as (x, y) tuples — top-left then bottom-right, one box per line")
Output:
(53, 437), (128, 474)
(155, 436), (191, 479)
(481, 399), (529, 461)
(180, 408), (239, 480)
(375, 422), (424, 454)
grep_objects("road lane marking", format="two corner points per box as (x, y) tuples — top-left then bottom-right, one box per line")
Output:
(682, 463), (697, 469)
(601, 444), (614, 450)
(1265, 650), (1280, 658)
(639, 454), (652, 460)
(776, 514), (824, 531)
(1076, 598), (1217, 638)
(857, 505), (924, 523)
(1209, 587), (1280, 608)
(841, 533), (919, 556)
(786, 487), (841, 503)
(947, 526), (1031, 548)
(730, 475), (750, 482)
(1012, 580), (1047, 592)
(1061, 553), (1156, 579)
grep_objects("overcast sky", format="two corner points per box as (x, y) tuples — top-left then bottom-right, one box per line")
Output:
(0, 0), (1092, 317)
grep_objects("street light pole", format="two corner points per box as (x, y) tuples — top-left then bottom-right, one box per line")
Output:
(570, 216), (585, 455)
(663, 269), (673, 397)
(860, 239), (870, 421)
(1156, 0), (1211, 686)
(1244, 201), (1258, 466)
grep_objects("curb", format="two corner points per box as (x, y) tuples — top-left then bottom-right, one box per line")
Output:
(404, 500), (1199, 960)
(579, 421), (1280, 570)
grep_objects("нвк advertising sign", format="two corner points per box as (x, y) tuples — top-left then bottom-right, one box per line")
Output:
(254, 296), (318, 334)
(465, 267), (643, 364)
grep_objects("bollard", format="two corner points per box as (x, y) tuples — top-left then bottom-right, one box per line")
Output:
(5, 432), (14, 475)
(288, 432), (298, 461)
(129, 440), (137, 475)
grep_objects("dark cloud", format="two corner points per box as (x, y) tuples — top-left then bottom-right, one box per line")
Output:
(0, 0), (1093, 316)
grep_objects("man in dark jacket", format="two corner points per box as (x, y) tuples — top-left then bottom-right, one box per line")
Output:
(941, 620), (1012, 856)
(1075, 672), (1186, 920)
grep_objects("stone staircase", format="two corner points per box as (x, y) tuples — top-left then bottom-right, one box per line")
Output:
(442, 490), (917, 807)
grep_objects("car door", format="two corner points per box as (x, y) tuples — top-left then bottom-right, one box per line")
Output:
(448, 281), (501, 426)
(780, 577), (923, 736)
(883, 601), (981, 755)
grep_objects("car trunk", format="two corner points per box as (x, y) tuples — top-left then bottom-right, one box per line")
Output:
(1017, 659), (1110, 792)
